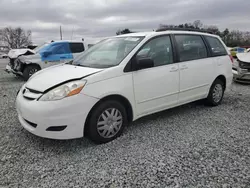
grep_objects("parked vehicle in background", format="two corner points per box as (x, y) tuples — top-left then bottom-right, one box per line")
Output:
(230, 47), (246, 58)
(27, 45), (38, 50)
(0, 52), (8, 59)
(233, 53), (250, 83)
(7, 42), (50, 71)
(5, 41), (91, 80)
(16, 30), (232, 144)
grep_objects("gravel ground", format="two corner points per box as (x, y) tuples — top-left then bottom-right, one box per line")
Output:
(0, 67), (250, 188)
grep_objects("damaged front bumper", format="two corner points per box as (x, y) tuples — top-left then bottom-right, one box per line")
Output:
(232, 67), (250, 83)
(5, 59), (24, 76)
(5, 64), (23, 76)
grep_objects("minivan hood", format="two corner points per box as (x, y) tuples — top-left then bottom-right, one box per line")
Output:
(26, 64), (102, 92)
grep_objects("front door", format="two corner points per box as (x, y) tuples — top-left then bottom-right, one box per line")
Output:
(132, 35), (179, 116)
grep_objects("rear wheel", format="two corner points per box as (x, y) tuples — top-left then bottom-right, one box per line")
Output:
(23, 64), (40, 81)
(206, 79), (225, 106)
(87, 100), (128, 144)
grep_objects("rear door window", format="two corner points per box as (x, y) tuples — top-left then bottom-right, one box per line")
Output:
(205, 36), (227, 56)
(175, 35), (208, 62)
(69, 43), (85, 53)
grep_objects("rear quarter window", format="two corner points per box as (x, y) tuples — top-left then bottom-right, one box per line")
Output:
(69, 43), (85, 53)
(205, 36), (227, 56)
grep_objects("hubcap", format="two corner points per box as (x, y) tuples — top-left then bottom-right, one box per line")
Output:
(212, 84), (223, 103)
(29, 68), (38, 77)
(97, 108), (123, 138)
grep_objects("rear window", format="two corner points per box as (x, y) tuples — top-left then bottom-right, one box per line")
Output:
(175, 35), (208, 62)
(205, 36), (227, 56)
(69, 43), (85, 53)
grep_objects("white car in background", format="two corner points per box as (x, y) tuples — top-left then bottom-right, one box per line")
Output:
(233, 53), (250, 83)
(6, 41), (89, 80)
(16, 30), (232, 144)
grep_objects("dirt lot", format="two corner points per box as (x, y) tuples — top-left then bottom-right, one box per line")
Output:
(0, 62), (250, 187)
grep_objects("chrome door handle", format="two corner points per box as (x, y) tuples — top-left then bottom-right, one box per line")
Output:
(170, 67), (179, 72)
(180, 65), (188, 70)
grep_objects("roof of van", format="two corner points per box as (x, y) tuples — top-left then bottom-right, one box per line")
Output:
(115, 31), (219, 38)
(51, 40), (84, 43)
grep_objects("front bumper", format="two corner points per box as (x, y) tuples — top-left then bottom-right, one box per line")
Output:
(232, 68), (250, 83)
(5, 64), (23, 76)
(16, 88), (99, 139)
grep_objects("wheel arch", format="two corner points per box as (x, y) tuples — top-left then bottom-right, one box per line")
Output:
(214, 75), (226, 89)
(84, 94), (134, 136)
(22, 63), (41, 72)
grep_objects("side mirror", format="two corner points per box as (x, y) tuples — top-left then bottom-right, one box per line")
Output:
(41, 51), (52, 57)
(136, 58), (154, 70)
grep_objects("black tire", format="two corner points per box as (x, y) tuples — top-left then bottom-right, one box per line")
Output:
(205, 79), (225, 106)
(23, 65), (40, 81)
(87, 100), (128, 144)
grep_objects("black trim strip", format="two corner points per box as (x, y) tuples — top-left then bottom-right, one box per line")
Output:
(201, 35), (212, 57)
(46, 126), (67, 132)
(24, 119), (37, 128)
(25, 87), (43, 94)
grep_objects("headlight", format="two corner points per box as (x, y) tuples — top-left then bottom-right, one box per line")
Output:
(39, 80), (87, 101)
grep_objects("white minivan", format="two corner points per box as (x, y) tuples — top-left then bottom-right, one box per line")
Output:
(16, 30), (233, 144)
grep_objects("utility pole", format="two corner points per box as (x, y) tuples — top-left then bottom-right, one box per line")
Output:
(71, 26), (74, 41)
(60, 26), (62, 40)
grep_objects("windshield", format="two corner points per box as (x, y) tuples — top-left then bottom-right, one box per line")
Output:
(72, 36), (144, 68)
(34, 43), (49, 53)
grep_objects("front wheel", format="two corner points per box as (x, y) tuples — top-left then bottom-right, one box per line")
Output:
(23, 65), (40, 81)
(87, 100), (128, 144)
(205, 79), (225, 106)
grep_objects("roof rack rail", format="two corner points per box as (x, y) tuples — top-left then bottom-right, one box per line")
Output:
(156, 27), (213, 34)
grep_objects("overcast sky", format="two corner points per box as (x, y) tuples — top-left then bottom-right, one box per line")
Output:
(0, 0), (250, 44)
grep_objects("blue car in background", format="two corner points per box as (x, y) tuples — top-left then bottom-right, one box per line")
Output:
(230, 47), (246, 58)
(5, 40), (90, 80)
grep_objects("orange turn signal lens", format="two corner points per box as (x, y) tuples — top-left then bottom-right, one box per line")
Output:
(67, 86), (84, 97)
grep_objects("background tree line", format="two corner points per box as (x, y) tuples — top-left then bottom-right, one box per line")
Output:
(0, 27), (32, 49)
(117, 20), (250, 47)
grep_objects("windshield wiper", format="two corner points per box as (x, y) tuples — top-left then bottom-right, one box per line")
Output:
(66, 60), (74, 65)
(74, 64), (90, 67)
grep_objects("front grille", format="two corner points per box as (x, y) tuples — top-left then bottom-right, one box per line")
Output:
(239, 60), (250, 70)
(23, 96), (36, 100)
(26, 88), (42, 94)
(22, 87), (43, 100)
(24, 119), (37, 128)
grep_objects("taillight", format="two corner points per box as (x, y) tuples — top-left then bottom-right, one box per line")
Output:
(229, 55), (234, 63)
